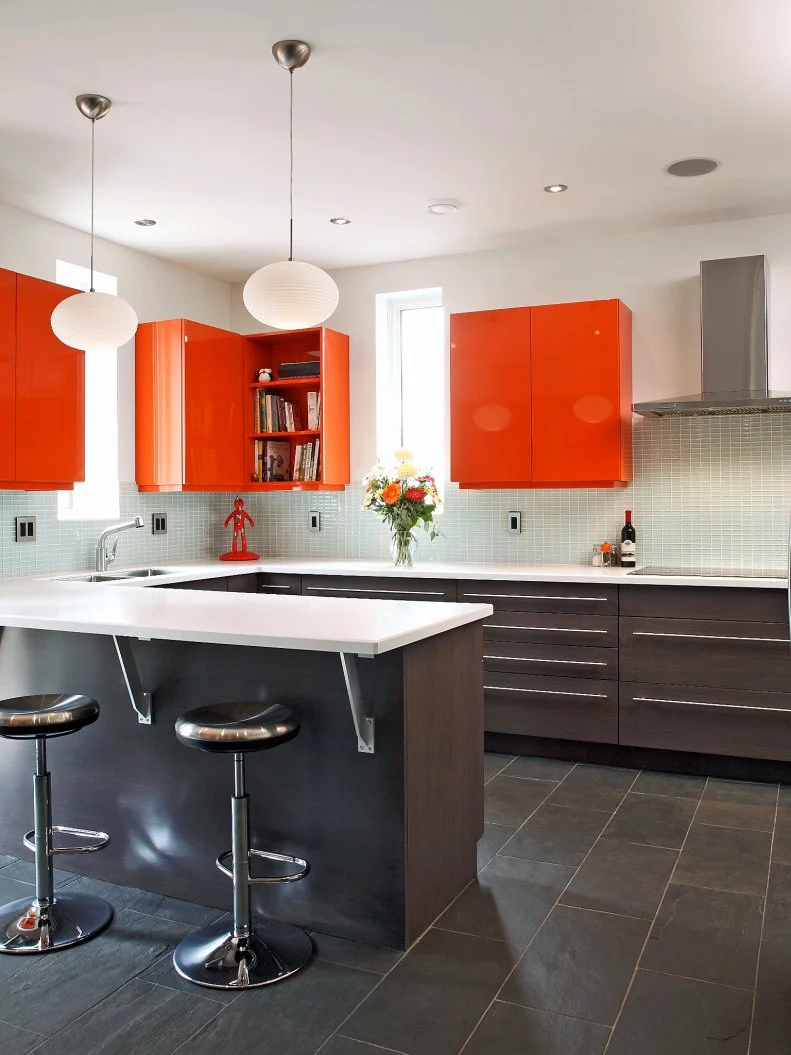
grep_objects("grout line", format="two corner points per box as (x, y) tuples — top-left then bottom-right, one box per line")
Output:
(638, 965), (755, 994)
(746, 782), (779, 1055)
(602, 774), (709, 1052)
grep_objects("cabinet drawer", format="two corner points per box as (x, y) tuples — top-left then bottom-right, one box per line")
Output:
(484, 673), (617, 743)
(459, 580), (618, 615)
(258, 573), (302, 595)
(620, 683), (791, 762)
(302, 575), (457, 602)
(485, 612), (618, 647)
(484, 642), (617, 680)
(620, 617), (791, 692)
(159, 577), (227, 591)
(226, 573), (259, 593)
(620, 585), (788, 622)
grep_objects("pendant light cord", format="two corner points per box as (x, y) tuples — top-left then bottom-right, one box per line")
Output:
(288, 68), (294, 262)
(89, 116), (96, 292)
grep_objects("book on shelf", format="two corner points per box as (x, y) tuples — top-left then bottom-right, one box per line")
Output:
(306, 390), (321, 430)
(292, 439), (320, 481)
(264, 440), (291, 482)
(254, 390), (305, 434)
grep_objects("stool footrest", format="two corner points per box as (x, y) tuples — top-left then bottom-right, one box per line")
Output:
(23, 825), (110, 856)
(216, 848), (309, 885)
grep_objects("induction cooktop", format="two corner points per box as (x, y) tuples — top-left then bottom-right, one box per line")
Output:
(629, 567), (786, 579)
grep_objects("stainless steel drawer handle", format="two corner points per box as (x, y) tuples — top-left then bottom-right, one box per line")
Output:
(306, 586), (445, 597)
(483, 655), (608, 667)
(485, 684), (608, 699)
(466, 592), (609, 603)
(633, 695), (791, 715)
(488, 624), (608, 634)
(259, 584), (292, 590)
(632, 631), (790, 644)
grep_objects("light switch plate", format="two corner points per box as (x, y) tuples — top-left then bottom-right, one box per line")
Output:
(507, 511), (521, 535)
(152, 513), (167, 535)
(15, 516), (36, 542)
(309, 511), (321, 532)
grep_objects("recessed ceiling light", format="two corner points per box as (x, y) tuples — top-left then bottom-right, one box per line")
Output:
(330, 217), (351, 225)
(544, 184), (568, 194)
(426, 199), (459, 215)
(665, 158), (719, 177)
(134, 218), (156, 226)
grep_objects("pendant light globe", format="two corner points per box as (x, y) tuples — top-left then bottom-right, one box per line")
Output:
(51, 94), (138, 351)
(243, 41), (339, 331)
(243, 260), (338, 330)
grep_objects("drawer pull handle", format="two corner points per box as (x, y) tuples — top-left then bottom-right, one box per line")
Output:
(307, 586), (445, 597)
(632, 631), (790, 644)
(259, 584), (292, 590)
(488, 624), (608, 634)
(485, 684), (608, 699)
(633, 695), (791, 714)
(483, 655), (608, 666)
(466, 592), (609, 603)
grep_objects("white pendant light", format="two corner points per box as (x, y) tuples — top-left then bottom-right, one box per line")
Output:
(243, 41), (339, 331)
(51, 95), (138, 351)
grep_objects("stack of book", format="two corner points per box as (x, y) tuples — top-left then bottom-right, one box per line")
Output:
(254, 391), (305, 433)
(293, 440), (320, 481)
(252, 439), (321, 483)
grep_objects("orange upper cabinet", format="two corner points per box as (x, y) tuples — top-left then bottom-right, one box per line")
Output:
(0, 271), (84, 490)
(450, 308), (532, 485)
(136, 319), (245, 492)
(450, 299), (632, 489)
(531, 300), (632, 487)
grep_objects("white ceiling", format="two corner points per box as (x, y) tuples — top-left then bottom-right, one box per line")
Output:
(3, 0), (791, 283)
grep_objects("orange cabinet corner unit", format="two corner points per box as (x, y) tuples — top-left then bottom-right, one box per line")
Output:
(450, 299), (632, 489)
(0, 269), (85, 490)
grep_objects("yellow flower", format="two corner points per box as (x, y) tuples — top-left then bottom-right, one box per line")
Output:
(394, 448), (414, 461)
(396, 462), (417, 479)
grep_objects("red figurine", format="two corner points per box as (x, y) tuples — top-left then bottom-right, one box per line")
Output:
(220, 497), (260, 561)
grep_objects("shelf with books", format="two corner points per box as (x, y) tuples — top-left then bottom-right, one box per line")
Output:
(248, 377), (319, 391)
(250, 430), (320, 439)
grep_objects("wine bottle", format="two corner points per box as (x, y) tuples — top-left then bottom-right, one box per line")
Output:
(620, 510), (636, 568)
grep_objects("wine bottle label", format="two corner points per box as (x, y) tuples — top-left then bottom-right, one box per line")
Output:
(620, 540), (636, 565)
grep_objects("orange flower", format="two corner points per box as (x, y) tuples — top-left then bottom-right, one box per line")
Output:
(381, 482), (402, 505)
(405, 487), (425, 501)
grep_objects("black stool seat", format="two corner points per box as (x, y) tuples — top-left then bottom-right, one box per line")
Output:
(0, 694), (99, 739)
(175, 702), (299, 753)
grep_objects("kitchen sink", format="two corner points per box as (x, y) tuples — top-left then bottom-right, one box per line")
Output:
(120, 568), (169, 577)
(56, 568), (170, 582)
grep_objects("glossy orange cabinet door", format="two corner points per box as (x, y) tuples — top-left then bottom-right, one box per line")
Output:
(183, 322), (245, 488)
(135, 320), (184, 491)
(15, 275), (84, 485)
(0, 270), (16, 482)
(450, 308), (532, 485)
(530, 300), (631, 486)
(320, 328), (351, 487)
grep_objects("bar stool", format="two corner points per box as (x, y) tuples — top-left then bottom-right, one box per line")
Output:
(172, 701), (312, 989)
(0, 694), (112, 953)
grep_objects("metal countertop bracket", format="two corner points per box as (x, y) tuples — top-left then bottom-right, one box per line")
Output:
(339, 653), (374, 753)
(113, 636), (154, 725)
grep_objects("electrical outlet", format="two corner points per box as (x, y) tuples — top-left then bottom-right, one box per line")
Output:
(15, 516), (36, 542)
(507, 511), (521, 535)
(308, 511), (321, 532)
(152, 513), (168, 535)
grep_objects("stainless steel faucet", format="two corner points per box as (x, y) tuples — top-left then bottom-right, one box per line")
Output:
(95, 516), (145, 571)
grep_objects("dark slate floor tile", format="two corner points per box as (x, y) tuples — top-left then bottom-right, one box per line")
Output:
(772, 807), (791, 865)
(0, 852), (14, 868)
(506, 756), (576, 781)
(0, 1021), (45, 1055)
(464, 999), (609, 1055)
(630, 770), (707, 800)
(137, 954), (241, 1006)
(477, 822), (514, 873)
(28, 978), (219, 1055)
(172, 959), (378, 1055)
(503, 804), (610, 867)
(607, 970), (752, 1054)
(67, 874), (226, 927)
(762, 862), (791, 939)
(704, 778), (778, 805)
(778, 784), (791, 810)
(674, 824), (772, 896)
(323, 1038), (407, 1055)
(641, 883), (764, 989)
(546, 764), (637, 811)
(341, 927), (518, 1055)
(483, 775), (557, 828)
(310, 930), (402, 974)
(751, 934), (791, 1055)
(500, 904), (648, 1026)
(0, 908), (187, 1035)
(0, 857), (79, 888)
(603, 792), (698, 849)
(483, 753), (514, 782)
(560, 838), (677, 919)
(694, 778), (777, 832)
(436, 854), (574, 946)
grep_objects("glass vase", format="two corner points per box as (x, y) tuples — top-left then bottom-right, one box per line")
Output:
(390, 529), (416, 568)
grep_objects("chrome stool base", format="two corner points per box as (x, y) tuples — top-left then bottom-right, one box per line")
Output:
(173, 917), (313, 989)
(0, 892), (112, 954)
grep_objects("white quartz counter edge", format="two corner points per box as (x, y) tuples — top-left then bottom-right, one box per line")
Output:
(0, 580), (492, 656)
(46, 558), (786, 590)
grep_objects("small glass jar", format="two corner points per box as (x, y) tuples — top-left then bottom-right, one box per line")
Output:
(600, 542), (613, 567)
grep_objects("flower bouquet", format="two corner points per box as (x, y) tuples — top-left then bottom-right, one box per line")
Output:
(362, 450), (441, 567)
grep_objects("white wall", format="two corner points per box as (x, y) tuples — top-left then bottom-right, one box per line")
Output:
(0, 203), (231, 480)
(232, 211), (791, 481)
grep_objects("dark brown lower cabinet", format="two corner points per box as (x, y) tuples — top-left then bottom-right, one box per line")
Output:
(484, 673), (618, 742)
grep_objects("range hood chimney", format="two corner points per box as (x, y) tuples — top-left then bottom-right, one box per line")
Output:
(634, 254), (791, 416)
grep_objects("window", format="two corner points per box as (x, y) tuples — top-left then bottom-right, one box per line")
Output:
(56, 261), (121, 520)
(375, 287), (445, 488)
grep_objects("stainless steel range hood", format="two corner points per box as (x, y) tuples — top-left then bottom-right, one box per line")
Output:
(633, 254), (791, 417)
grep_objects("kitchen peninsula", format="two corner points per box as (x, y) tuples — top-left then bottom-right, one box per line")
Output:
(0, 579), (492, 948)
